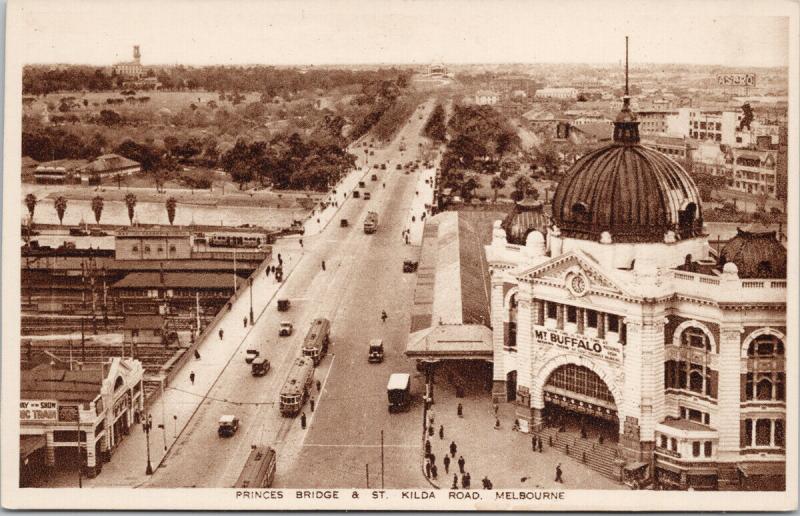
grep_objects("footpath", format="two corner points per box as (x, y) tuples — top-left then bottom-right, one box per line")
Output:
(419, 362), (623, 491)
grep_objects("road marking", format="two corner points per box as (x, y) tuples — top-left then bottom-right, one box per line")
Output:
(301, 443), (418, 448)
(301, 354), (336, 447)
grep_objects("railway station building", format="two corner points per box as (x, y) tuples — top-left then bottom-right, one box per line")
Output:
(485, 95), (787, 490)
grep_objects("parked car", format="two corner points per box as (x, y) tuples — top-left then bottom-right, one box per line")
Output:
(340, 219), (349, 227)
(279, 322), (293, 337)
(371, 174), (378, 181)
(245, 349), (260, 363)
(364, 192), (371, 200)
(277, 299), (291, 312)
(218, 415), (240, 437)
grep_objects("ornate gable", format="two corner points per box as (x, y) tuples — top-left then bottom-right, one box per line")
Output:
(516, 249), (632, 298)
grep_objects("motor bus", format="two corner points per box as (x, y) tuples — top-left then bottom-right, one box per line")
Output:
(387, 373), (411, 413)
(279, 357), (314, 417)
(233, 446), (277, 488)
(364, 211), (379, 234)
(302, 318), (330, 366)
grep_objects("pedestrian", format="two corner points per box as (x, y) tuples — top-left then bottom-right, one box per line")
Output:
(457, 403), (463, 417)
(555, 463), (563, 483)
(189, 371), (195, 385)
(321, 260), (326, 271)
(243, 317), (247, 328)
(494, 418), (501, 430)
(219, 328), (224, 340)
(464, 472), (471, 489)
(278, 253), (283, 266)
(532, 435), (537, 451)
(381, 310), (388, 323)
(300, 412), (307, 429)
(493, 402), (499, 415)
(429, 452), (436, 467)
(194, 349), (201, 360)
(412, 215), (416, 222)
(512, 419), (520, 431)
(425, 460), (431, 479)
(310, 397), (315, 412)
(431, 463), (438, 480)
(316, 379), (322, 392)
(443, 454), (450, 474)
(438, 425), (444, 440)
(449, 441), (457, 457)
(457, 455), (465, 474)
(428, 425), (434, 437)
(538, 438), (543, 453)
(451, 474), (458, 490)
(482, 476), (492, 490)
(461, 472), (468, 489)
(425, 439), (431, 455)
(299, 238), (303, 248)
(428, 407), (435, 426)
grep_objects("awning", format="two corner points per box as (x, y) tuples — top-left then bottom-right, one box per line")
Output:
(20, 435), (47, 460)
(738, 462), (785, 478)
(624, 461), (649, 472)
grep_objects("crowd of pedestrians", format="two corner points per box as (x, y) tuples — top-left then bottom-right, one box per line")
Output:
(422, 399), (568, 490)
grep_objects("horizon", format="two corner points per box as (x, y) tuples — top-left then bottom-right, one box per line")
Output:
(12, 1), (790, 69)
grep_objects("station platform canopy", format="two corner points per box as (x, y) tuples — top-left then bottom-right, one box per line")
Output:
(405, 210), (503, 362)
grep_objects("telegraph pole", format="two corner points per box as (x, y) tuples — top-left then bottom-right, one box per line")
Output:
(248, 277), (254, 325)
(380, 430), (385, 489)
(365, 464), (370, 489)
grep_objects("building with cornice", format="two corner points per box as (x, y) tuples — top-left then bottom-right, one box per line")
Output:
(485, 91), (787, 490)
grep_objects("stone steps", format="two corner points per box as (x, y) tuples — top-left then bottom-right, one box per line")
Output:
(539, 427), (622, 481)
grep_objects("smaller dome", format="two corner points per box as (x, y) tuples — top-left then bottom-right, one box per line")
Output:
(501, 199), (550, 245)
(719, 228), (786, 279)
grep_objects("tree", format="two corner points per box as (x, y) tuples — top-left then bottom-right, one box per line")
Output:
(461, 174), (480, 201)
(513, 175), (532, 201)
(124, 192), (137, 225)
(91, 196), (104, 224)
(423, 103), (447, 143)
(99, 109), (122, 126)
(166, 197), (177, 225)
(54, 196), (67, 225)
(24, 193), (37, 223)
(490, 175), (506, 202)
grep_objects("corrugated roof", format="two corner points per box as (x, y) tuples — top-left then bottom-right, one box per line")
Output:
(82, 154), (140, 173)
(21, 364), (103, 403)
(123, 314), (165, 329)
(113, 271), (241, 289)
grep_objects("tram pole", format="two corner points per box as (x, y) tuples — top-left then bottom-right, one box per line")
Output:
(365, 463), (370, 489)
(380, 430), (384, 490)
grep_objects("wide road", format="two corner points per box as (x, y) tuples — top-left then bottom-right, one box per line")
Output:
(145, 99), (437, 488)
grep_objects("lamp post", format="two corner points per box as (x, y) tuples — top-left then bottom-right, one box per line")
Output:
(248, 277), (254, 325)
(142, 414), (154, 475)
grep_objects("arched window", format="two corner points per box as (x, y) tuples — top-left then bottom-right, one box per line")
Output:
(114, 376), (125, 391)
(665, 324), (718, 398)
(744, 332), (786, 403)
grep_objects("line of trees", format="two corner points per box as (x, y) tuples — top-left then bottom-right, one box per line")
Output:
(220, 132), (356, 191)
(423, 103), (447, 143)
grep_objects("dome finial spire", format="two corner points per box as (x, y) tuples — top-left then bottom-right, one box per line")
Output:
(625, 36), (629, 97)
(614, 35), (639, 144)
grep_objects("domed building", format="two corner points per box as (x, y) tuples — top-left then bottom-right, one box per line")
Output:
(485, 83), (787, 489)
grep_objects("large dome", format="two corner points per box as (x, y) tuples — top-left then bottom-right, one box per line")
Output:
(552, 100), (704, 243)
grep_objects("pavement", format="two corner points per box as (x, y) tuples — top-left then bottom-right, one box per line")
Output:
(419, 361), (624, 491)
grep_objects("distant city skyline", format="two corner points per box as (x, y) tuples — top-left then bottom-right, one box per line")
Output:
(14, 0), (791, 68)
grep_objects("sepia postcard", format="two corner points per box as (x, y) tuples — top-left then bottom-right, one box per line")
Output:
(2, 0), (798, 511)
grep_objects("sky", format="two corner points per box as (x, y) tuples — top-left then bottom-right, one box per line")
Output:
(12, 0), (793, 67)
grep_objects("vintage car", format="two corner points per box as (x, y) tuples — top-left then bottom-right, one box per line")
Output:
(340, 219), (349, 227)
(403, 260), (419, 273)
(218, 415), (240, 437)
(368, 339), (385, 364)
(245, 349), (260, 363)
(251, 357), (271, 377)
(279, 322), (293, 337)
(277, 299), (291, 312)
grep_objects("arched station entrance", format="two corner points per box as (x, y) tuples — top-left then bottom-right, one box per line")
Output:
(542, 364), (619, 442)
